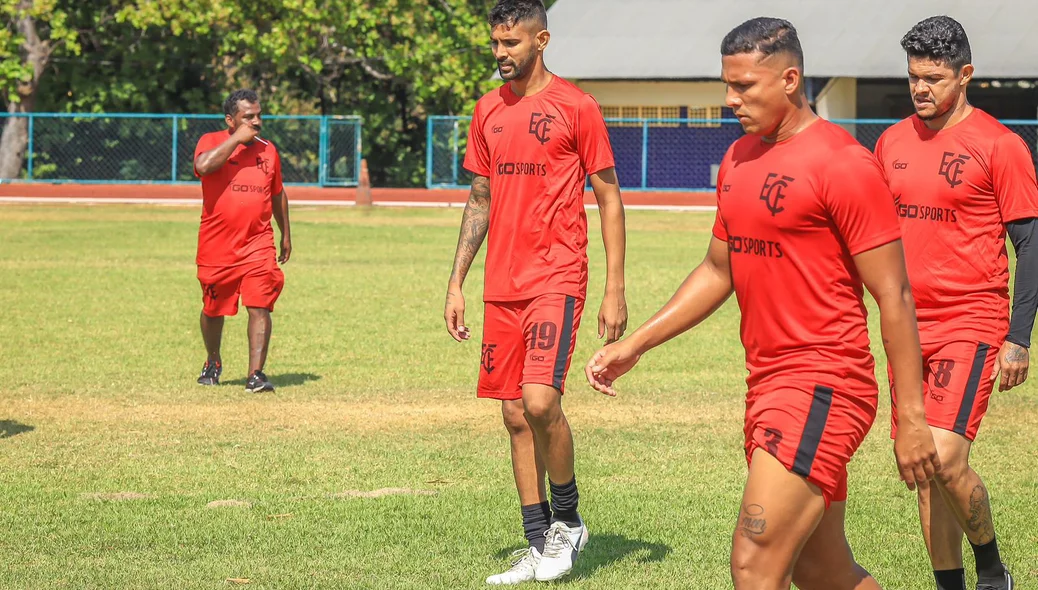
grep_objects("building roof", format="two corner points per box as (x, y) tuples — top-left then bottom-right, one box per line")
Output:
(544, 0), (1038, 79)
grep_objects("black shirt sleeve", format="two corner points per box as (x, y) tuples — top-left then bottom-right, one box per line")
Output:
(1006, 217), (1038, 348)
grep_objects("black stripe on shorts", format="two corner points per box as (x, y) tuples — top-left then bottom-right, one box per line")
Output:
(551, 296), (577, 391)
(953, 342), (991, 435)
(792, 385), (834, 478)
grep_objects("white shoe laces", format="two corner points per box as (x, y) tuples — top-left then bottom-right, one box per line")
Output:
(541, 524), (577, 559)
(507, 548), (536, 569)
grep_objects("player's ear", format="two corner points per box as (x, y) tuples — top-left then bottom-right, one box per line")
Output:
(783, 66), (801, 97)
(225, 114), (235, 129)
(535, 29), (550, 52)
(959, 63), (974, 87)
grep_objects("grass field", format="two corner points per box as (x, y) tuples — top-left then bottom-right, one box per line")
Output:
(1, 204), (1036, 590)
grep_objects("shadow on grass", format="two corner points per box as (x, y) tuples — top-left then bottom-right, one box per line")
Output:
(494, 533), (671, 581)
(0, 420), (35, 439)
(223, 372), (323, 388)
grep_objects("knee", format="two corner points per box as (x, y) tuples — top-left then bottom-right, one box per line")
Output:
(501, 402), (529, 436)
(933, 445), (969, 489)
(730, 533), (771, 586)
(522, 395), (561, 428)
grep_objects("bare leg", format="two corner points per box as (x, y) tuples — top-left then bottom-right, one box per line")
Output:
(200, 311), (224, 364)
(729, 448), (827, 590)
(246, 307), (272, 374)
(792, 500), (883, 590)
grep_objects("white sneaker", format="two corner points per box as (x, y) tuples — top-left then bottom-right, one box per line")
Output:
(534, 519), (589, 582)
(486, 547), (541, 585)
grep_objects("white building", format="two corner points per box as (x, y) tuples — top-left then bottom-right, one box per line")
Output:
(545, 0), (1038, 122)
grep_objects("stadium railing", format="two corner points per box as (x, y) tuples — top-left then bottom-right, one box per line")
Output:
(427, 115), (1038, 191)
(0, 112), (363, 187)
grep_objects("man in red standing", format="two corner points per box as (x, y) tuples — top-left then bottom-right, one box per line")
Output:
(587, 17), (939, 589)
(443, 0), (627, 584)
(875, 16), (1037, 590)
(194, 89), (292, 393)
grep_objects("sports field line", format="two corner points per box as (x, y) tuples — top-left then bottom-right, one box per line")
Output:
(0, 196), (717, 212)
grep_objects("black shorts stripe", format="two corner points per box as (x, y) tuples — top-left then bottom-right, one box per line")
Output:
(552, 296), (577, 391)
(953, 342), (991, 435)
(792, 385), (834, 478)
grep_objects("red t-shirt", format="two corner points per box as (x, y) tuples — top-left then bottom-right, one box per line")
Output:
(463, 76), (615, 302)
(713, 119), (902, 394)
(875, 109), (1038, 345)
(194, 130), (284, 267)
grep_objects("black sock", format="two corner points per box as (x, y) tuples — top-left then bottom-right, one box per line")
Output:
(934, 569), (966, 590)
(549, 477), (580, 527)
(521, 502), (551, 553)
(970, 537), (1006, 583)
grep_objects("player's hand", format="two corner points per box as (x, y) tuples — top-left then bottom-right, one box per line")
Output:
(585, 341), (641, 397)
(598, 288), (628, 344)
(278, 235), (292, 264)
(444, 288), (470, 342)
(893, 416), (940, 492)
(232, 123), (261, 144)
(992, 340), (1029, 391)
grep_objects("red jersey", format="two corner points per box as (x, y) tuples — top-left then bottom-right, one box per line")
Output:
(875, 109), (1038, 345)
(463, 76), (615, 302)
(194, 130), (284, 267)
(713, 120), (902, 393)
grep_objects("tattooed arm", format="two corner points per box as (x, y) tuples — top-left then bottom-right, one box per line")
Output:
(444, 175), (491, 342)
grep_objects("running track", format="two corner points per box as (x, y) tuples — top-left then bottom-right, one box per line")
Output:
(0, 184), (716, 212)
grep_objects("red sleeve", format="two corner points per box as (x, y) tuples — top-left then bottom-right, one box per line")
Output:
(873, 131), (888, 173)
(712, 157), (729, 242)
(462, 101), (491, 178)
(193, 134), (215, 178)
(576, 94), (615, 175)
(992, 132), (1038, 223)
(822, 145), (902, 255)
(271, 147), (284, 194)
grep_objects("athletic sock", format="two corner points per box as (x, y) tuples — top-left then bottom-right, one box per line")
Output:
(521, 502), (551, 553)
(549, 477), (580, 527)
(934, 568), (966, 590)
(970, 536), (1006, 584)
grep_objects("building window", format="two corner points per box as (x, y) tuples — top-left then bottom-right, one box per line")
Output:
(688, 106), (723, 128)
(601, 105), (723, 127)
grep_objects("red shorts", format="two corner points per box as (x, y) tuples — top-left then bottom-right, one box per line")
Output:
(197, 259), (285, 317)
(477, 294), (584, 401)
(745, 382), (877, 507)
(890, 340), (999, 441)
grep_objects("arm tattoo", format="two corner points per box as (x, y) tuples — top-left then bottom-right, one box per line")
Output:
(448, 176), (491, 288)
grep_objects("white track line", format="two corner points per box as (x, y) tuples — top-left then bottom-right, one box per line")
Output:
(0, 196), (716, 212)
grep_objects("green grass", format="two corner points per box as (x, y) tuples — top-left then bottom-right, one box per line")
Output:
(0, 204), (1036, 589)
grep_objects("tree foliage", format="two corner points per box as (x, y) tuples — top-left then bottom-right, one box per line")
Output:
(1, 0), (558, 185)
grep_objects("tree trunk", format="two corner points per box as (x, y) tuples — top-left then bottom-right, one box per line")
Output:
(0, 103), (31, 179)
(0, 1), (50, 179)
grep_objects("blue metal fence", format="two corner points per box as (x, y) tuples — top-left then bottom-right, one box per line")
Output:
(0, 112), (362, 186)
(427, 116), (1038, 191)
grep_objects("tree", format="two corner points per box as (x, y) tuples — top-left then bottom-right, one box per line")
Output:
(0, 0), (84, 178)
(3, 0), (562, 185)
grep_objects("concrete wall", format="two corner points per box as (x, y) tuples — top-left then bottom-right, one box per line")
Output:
(574, 80), (727, 107)
(815, 77), (858, 120)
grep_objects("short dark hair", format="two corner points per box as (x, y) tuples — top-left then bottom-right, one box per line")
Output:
(720, 17), (804, 70)
(901, 16), (972, 71)
(488, 0), (547, 29)
(223, 89), (259, 117)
